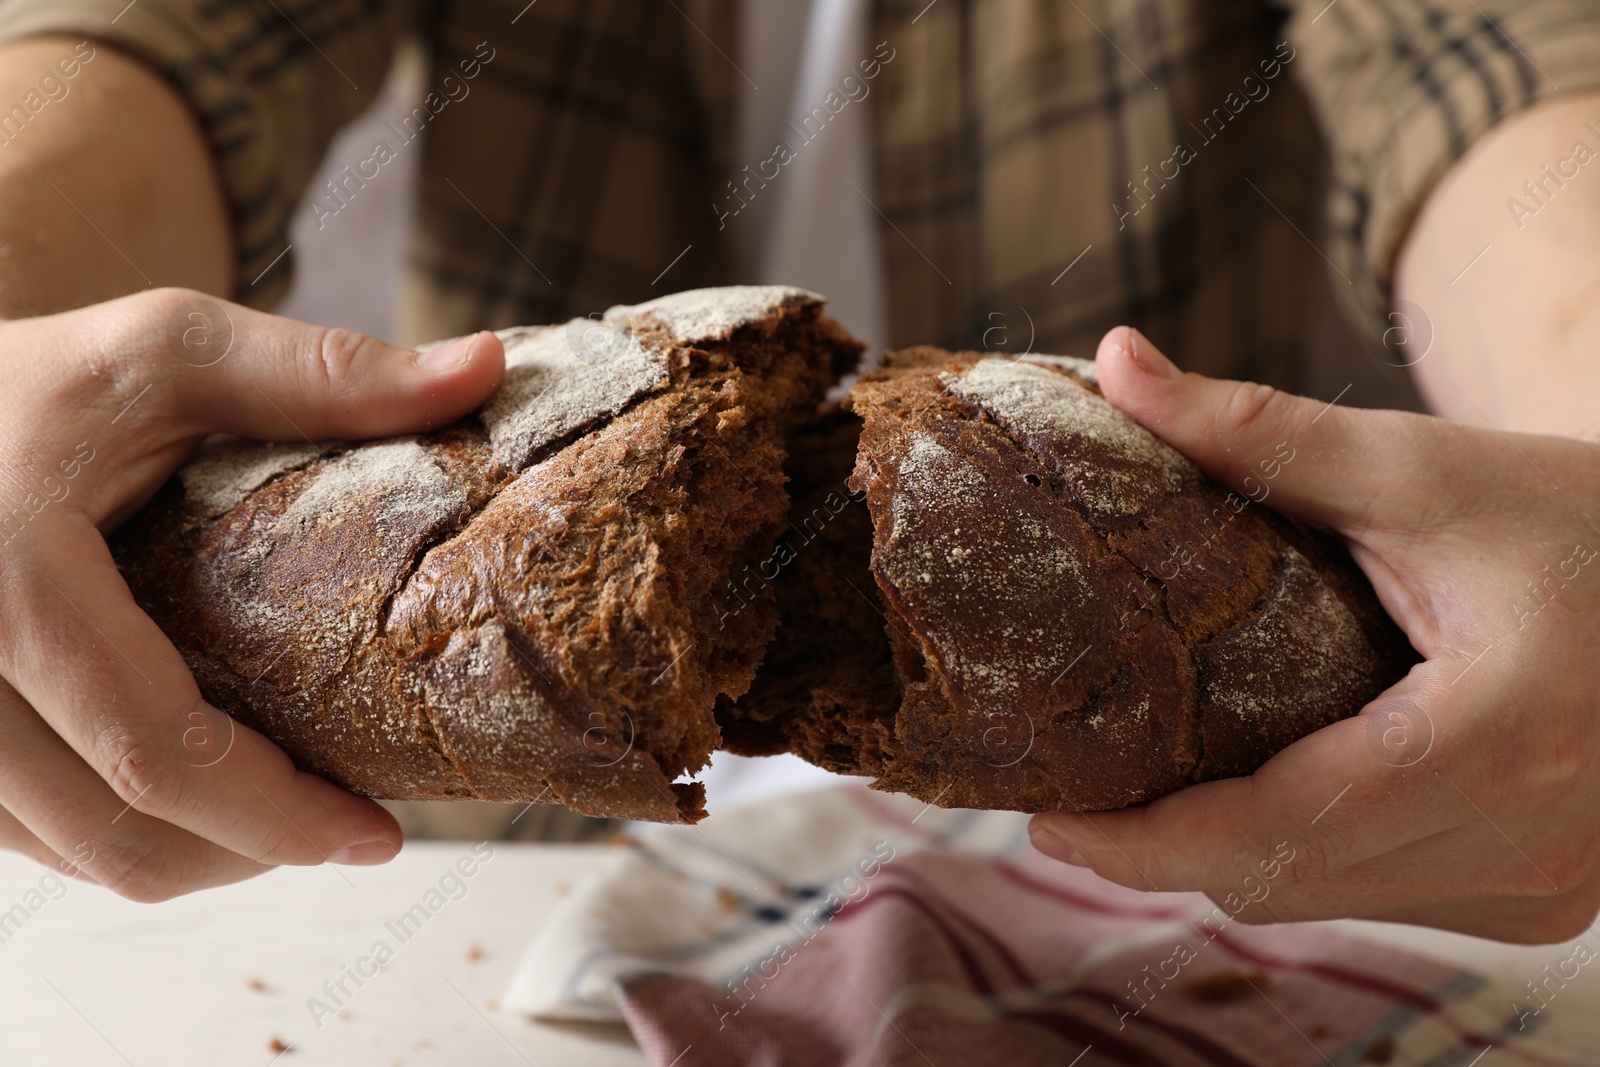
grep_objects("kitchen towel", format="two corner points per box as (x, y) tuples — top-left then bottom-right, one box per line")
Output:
(505, 784), (1595, 1066)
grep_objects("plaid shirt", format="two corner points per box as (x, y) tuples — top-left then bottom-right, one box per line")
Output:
(0, 0), (1596, 387)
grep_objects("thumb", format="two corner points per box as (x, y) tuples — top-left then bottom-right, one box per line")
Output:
(1094, 326), (1417, 532)
(147, 293), (505, 441)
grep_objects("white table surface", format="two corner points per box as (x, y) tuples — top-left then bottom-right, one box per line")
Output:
(0, 842), (1594, 1066)
(0, 843), (644, 1067)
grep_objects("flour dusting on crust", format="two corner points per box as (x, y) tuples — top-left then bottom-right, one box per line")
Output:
(180, 438), (323, 518)
(1203, 546), (1374, 721)
(1019, 352), (1099, 386)
(200, 442), (464, 677)
(481, 325), (668, 472)
(272, 439), (460, 538)
(613, 285), (820, 344)
(947, 359), (1188, 515)
(884, 431), (1087, 711)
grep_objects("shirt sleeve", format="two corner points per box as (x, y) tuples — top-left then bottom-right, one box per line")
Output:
(0, 0), (418, 307)
(1279, 0), (1600, 344)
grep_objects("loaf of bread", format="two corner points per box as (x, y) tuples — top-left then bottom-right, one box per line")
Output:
(118, 292), (1413, 823)
(720, 347), (1417, 812)
(112, 287), (863, 823)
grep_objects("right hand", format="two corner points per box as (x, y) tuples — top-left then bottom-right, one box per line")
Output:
(1029, 327), (1600, 943)
(0, 288), (504, 900)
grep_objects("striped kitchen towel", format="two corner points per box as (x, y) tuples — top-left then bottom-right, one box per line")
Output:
(503, 785), (1599, 1066)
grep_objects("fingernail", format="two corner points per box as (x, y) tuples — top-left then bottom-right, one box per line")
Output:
(328, 840), (400, 866)
(415, 332), (480, 373)
(1028, 819), (1090, 866)
(1127, 329), (1179, 381)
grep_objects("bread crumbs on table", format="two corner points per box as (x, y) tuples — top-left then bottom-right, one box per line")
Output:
(247, 977), (268, 993)
(266, 1037), (289, 1053)
(715, 886), (740, 912)
(1178, 971), (1269, 1005)
(1362, 1037), (1397, 1063)
(466, 943), (484, 962)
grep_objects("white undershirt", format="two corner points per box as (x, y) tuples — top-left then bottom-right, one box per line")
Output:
(733, 0), (888, 353)
(692, 0), (887, 812)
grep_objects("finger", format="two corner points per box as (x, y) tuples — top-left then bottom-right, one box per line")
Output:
(0, 800), (81, 877)
(1230, 820), (1574, 925)
(1092, 326), (1438, 532)
(1365, 892), (1600, 945)
(1029, 661), (1466, 895)
(3, 512), (403, 872)
(0, 676), (270, 900)
(187, 316), (505, 439)
(88, 288), (506, 441)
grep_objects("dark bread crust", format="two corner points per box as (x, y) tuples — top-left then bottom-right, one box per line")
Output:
(726, 347), (1416, 813)
(112, 288), (862, 823)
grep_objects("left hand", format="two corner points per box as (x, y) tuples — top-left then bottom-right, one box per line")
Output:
(1028, 326), (1600, 944)
(0, 289), (504, 900)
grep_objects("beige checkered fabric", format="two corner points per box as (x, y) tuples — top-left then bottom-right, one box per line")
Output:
(1, 0), (1596, 387)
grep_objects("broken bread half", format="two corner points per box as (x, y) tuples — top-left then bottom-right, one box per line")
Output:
(112, 287), (863, 823)
(720, 347), (1417, 812)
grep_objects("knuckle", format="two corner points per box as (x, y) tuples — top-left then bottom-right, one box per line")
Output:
(1231, 894), (1298, 925)
(315, 326), (386, 395)
(95, 287), (219, 425)
(121, 286), (212, 362)
(96, 721), (172, 813)
(1146, 841), (1241, 895)
(124, 286), (207, 336)
(255, 821), (318, 864)
(1112, 831), (1190, 892)
(34, 287), (204, 424)
(1095, 858), (1162, 894)
(1217, 381), (1297, 446)
(93, 839), (187, 903)
(216, 801), (311, 865)
(1275, 839), (1327, 890)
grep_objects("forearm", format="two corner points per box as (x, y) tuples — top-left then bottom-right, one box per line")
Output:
(0, 36), (230, 317)
(1397, 91), (1600, 440)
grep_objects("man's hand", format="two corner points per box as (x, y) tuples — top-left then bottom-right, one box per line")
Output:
(1028, 326), (1600, 944)
(0, 288), (504, 900)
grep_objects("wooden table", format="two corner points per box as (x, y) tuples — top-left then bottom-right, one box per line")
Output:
(0, 843), (1592, 1065)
